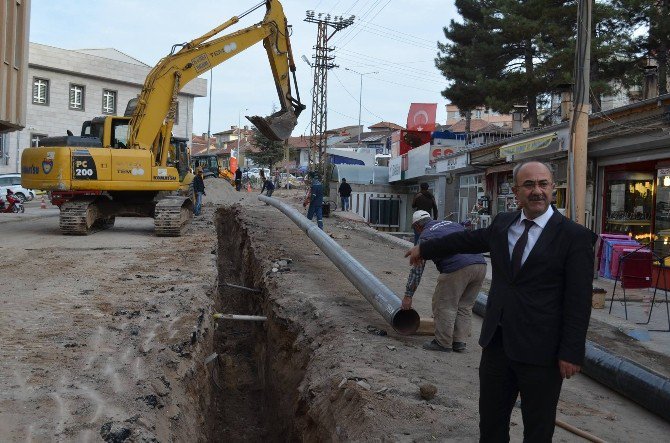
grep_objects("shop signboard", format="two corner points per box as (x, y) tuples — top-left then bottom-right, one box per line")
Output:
(499, 133), (558, 160)
(436, 153), (468, 173)
(430, 146), (465, 164)
(389, 155), (405, 182)
(405, 143), (431, 179)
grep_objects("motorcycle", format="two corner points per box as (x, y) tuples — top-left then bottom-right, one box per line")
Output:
(0, 190), (25, 213)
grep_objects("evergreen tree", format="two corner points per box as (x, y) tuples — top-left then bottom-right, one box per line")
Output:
(613, 0), (670, 95)
(436, 0), (504, 134)
(246, 126), (290, 170)
(437, 0), (643, 124)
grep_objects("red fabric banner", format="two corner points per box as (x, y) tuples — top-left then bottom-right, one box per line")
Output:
(406, 103), (437, 131)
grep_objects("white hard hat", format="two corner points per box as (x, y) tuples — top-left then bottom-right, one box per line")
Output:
(412, 210), (431, 225)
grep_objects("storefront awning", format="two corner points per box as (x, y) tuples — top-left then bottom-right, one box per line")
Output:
(499, 133), (558, 160)
(486, 163), (514, 175)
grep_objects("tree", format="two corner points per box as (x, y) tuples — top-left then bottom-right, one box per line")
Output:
(437, 0), (643, 124)
(245, 126), (290, 170)
(613, 0), (670, 95)
(436, 0), (505, 135)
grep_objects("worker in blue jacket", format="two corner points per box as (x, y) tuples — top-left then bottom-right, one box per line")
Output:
(303, 171), (324, 230)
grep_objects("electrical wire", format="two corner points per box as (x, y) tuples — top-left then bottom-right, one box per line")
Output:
(353, 18), (437, 44)
(335, 55), (445, 84)
(363, 75), (441, 93)
(338, 0), (394, 50)
(332, 71), (387, 122)
(333, 0), (384, 45)
(328, 107), (377, 125)
(335, 48), (444, 75)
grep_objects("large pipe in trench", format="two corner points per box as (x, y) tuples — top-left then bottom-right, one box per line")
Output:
(473, 293), (670, 422)
(259, 195), (420, 335)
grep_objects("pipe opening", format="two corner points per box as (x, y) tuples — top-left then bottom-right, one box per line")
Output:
(392, 309), (421, 335)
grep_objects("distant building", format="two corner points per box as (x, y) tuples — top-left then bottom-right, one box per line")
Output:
(0, 42), (207, 174)
(0, 0), (31, 166)
(445, 104), (513, 127)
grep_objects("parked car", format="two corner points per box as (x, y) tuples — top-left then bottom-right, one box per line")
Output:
(279, 173), (302, 189)
(246, 167), (271, 180)
(0, 173), (35, 202)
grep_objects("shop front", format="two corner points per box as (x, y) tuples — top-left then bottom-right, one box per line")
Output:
(436, 153), (483, 224)
(600, 160), (670, 259)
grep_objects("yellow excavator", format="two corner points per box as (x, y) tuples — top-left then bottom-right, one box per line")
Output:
(21, 0), (304, 236)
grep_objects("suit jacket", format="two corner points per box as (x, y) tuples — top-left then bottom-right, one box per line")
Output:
(420, 208), (595, 366)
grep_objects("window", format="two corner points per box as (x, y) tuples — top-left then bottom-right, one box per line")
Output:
(30, 133), (47, 147)
(32, 78), (49, 105)
(604, 171), (654, 239)
(474, 109), (482, 119)
(69, 84), (85, 110)
(102, 89), (117, 114)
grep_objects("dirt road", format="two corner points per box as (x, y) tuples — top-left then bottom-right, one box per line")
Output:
(1, 181), (669, 441)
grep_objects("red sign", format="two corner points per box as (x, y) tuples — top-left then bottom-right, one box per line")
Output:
(407, 103), (437, 132)
(399, 130), (432, 155)
(430, 147), (457, 163)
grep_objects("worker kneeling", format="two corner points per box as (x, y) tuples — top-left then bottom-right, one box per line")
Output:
(402, 210), (487, 352)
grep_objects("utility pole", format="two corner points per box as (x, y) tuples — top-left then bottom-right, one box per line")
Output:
(304, 11), (354, 179)
(568, 0), (591, 226)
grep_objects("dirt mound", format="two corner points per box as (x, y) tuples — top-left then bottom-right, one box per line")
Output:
(202, 177), (238, 204)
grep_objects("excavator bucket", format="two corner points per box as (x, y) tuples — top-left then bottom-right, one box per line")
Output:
(246, 109), (298, 142)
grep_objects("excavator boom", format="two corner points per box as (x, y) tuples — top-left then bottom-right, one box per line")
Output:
(128, 0), (304, 154)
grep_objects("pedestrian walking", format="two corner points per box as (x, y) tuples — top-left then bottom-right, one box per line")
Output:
(303, 172), (324, 230)
(193, 167), (206, 216)
(411, 182), (438, 244)
(338, 178), (352, 211)
(234, 167), (242, 192)
(405, 161), (596, 442)
(402, 210), (486, 352)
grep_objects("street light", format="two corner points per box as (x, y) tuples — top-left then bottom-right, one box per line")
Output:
(345, 68), (377, 147)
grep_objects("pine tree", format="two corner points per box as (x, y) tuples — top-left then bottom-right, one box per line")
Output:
(613, 0), (670, 95)
(436, 0), (504, 134)
(246, 126), (290, 170)
(437, 0), (643, 125)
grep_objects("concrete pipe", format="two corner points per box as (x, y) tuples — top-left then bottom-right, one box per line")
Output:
(259, 195), (420, 335)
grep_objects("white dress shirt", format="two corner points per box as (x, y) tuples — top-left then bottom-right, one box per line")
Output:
(507, 205), (554, 266)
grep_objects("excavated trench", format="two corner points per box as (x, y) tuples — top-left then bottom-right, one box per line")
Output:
(203, 207), (316, 441)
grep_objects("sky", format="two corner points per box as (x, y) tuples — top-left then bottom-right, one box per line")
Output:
(29, 0), (458, 137)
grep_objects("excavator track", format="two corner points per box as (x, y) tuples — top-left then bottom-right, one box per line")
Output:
(59, 199), (114, 235)
(154, 196), (193, 237)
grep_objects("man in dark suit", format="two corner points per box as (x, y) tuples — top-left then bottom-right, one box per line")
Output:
(405, 161), (595, 442)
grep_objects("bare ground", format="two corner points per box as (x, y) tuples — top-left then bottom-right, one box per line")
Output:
(0, 180), (669, 442)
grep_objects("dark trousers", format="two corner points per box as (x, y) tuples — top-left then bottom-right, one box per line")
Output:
(479, 328), (563, 443)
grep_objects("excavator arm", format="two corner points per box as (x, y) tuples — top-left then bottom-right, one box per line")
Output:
(127, 0), (304, 164)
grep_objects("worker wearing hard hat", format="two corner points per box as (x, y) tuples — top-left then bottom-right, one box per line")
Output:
(402, 210), (487, 352)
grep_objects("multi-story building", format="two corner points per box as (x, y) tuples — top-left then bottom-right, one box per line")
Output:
(0, 0), (31, 161)
(0, 42), (207, 174)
